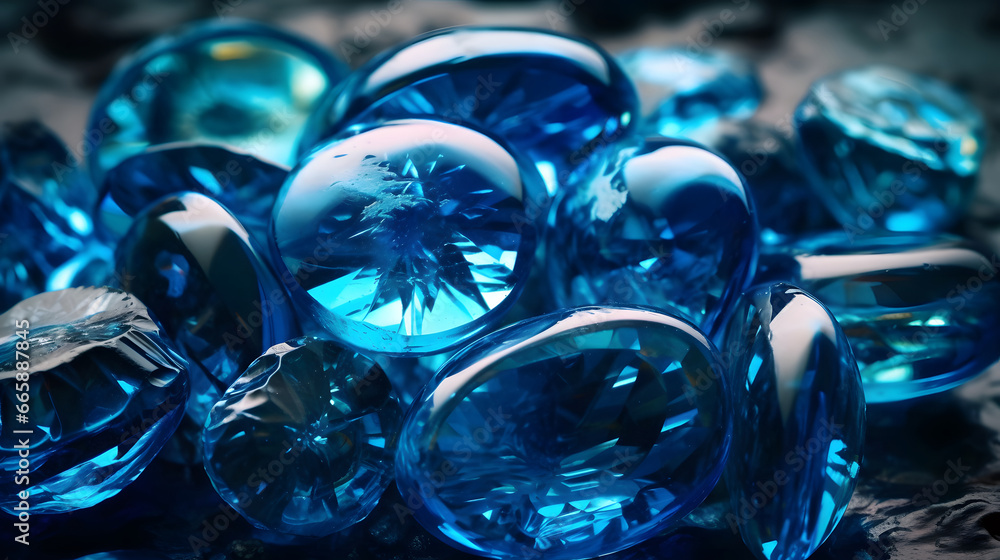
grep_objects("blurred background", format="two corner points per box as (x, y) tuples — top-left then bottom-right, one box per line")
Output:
(1, 1), (999, 559)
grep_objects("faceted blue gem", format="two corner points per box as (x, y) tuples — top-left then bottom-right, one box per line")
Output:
(115, 192), (297, 462)
(396, 306), (731, 560)
(0, 287), (189, 513)
(756, 232), (1000, 402)
(302, 26), (639, 197)
(617, 47), (762, 141)
(85, 19), (347, 186)
(547, 138), (758, 332)
(272, 119), (538, 356)
(203, 336), (402, 537)
(795, 65), (985, 233)
(720, 283), (865, 560)
(0, 121), (113, 311)
(97, 143), (289, 246)
(710, 121), (837, 244)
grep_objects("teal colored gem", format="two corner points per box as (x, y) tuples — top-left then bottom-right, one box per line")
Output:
(721, 283), (865, 560)
(396, 306), (731, 560)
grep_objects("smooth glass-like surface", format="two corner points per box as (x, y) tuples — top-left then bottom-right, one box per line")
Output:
(203, 337), (402, 537)
(0, 121), (112, 311)
(85, 19), (346, 185)
(396, 306), (731, 560)
(97, 143), (289, 245)
(547, 138), (757, 332)
(758, 233), (1000, 402)
(617, 47), (762, 140)
(0, 287), (188, 513)
(272, 119), (537, 356)
(721, 283), (865, 560)
(303, 26), (639, 197)
(795, 65), (985, 232)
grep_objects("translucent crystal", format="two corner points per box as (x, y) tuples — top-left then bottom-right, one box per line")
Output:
(85, 19), (347, 186)
(617, 47), (762, 141)
(721, 283), (865, 560)
(97, 143), (289, 246)
(396, 306), (731, 560)
(302, 26), (639, 197)
(795, 65), (985, 233)
(0, 287), (188, 513)
(0, 121), (112, 311)
(757, 233), (1000, 402)
(547, 138), (757, 332)
(202, 337), (402, 537)
(271, 119), (538, 356)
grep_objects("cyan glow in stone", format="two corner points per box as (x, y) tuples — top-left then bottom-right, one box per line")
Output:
(795, 65), (985, 233)
(617, 47), (762, 141)
(396, 306), (731, 560)
(303, 26), (639, 197)
(547, 138), (757, 332)
(721, 283), (865, 560)
(203, 337), (402, 537)
(756, 233), (1000, 402)
(86, 19), (347, 186)
(97, 143), (289, 245)
(0, 121), (112, 311)
(0, 287), (188, 513)
(272, 119), (538, 356)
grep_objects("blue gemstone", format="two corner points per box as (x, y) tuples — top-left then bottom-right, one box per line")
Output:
(272, 119), (538, 356)
(756, 232), (1000, 402)
(85, 19), (347, 186)
(795, 65), (985, 233)
(710, 121), (837, 244)
(302, 26), (639, 197)
(0, 287), (188, 513)
(115, 192), (297, 462)
(97, 143), (289, 246)
(720, 283), (865, 560)
(203, 336), (402, 537)
(74, 553), (170, 560)
(617, 47), (762, 141)
(396, 306), (731, 560)
(547, 138), (758, 331)
(0, 121), (112, 310)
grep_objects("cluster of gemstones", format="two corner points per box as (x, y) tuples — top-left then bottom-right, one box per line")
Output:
(1, 19), (996, 560)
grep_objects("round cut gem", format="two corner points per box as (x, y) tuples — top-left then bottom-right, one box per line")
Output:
(272, 119), (538, 356)
(396, 306), (731, 560)
(202, 337), (402, 537)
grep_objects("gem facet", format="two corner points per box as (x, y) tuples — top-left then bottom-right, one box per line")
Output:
(396, 306), (731, 560)
(547, 138), (757, 332)
(617, 47), (762, 141)
(721, 283), (865, 560)
(202, 336), (402, 537)
(303, 26), (639, 197)
(795, 65), (985, 233)
(272, 119), (538, 356)
(0, 287), (188, 513)
(85, 20), (347, 186)
(757, 233), (1000, 402)
(97, 143), (289, 246)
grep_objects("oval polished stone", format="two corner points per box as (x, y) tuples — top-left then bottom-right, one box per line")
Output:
(721, 283), (865, 560)
(396, 306), (731, 560)
(795, 65), (985, 233)
(203, 337), (402, 537)
(97, 143), (289, 245)
(303, 26), (639, 197)
(272, 119), (538, 356)
(617, 47), (762, 141)
(756, 233), (1000, 403)
(0, 287), (188, 513)
(86, 19), (347, 185)
(547, 138), (757, 332)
